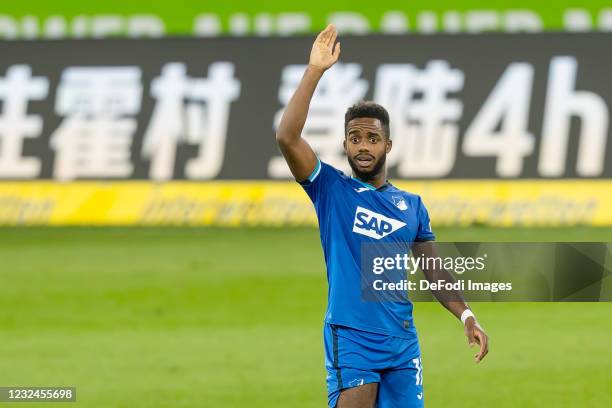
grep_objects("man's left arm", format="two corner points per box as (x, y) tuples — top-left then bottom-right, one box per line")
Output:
(411, 241), (490, 363)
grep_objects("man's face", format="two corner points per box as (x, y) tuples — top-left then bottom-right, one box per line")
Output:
(343, 117), (392, 180)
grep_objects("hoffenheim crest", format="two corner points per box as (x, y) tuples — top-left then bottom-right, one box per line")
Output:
(392, 196), (408, 210)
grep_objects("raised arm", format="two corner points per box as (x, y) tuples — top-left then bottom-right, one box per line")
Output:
(275, 24), (341, 181)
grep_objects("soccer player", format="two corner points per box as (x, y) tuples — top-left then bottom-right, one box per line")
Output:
(275, 24), (489, 408)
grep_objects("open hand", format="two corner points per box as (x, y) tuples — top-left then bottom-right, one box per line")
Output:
(309, 24), (341, 70)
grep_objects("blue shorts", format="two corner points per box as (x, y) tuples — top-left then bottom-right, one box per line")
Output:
(324, 323), (424, 408)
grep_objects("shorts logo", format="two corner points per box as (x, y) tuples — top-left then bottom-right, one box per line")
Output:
(348, 378), (365, 387)
(353, 206), (406, 240)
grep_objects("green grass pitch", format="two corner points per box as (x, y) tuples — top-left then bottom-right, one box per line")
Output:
(0, 227), (611, 407)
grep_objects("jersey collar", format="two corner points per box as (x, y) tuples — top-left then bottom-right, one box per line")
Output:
(352, 177), (393, 192)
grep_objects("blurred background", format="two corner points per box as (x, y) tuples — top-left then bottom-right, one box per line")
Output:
(1, 1), (611, 407)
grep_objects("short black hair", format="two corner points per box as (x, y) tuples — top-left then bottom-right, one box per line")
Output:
(344, 101), (390, 138)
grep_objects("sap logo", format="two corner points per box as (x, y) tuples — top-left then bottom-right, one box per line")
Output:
(353, 206), (406, 239)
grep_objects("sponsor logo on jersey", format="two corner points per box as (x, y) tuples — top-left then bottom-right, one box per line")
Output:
(354, 187), (370, 193)
(392, 195), (408, 210)
(353, 206), (406, 239)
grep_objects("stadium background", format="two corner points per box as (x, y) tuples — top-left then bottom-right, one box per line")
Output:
(1, 1), (611, 407)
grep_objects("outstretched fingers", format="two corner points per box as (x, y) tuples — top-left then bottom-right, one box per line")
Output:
(332, 41), (341, 61)
(327, 27), (338, 47)
(317, 24), (332, 44)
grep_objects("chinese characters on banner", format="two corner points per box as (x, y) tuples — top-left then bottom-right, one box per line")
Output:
(0, 66), (48, 178)
(0, 63), (242, 180)
(0, 35), (610, 180)
(270, 58), (608, 179)
(52, 67), (141, 180)
(142, 62), (240, 180)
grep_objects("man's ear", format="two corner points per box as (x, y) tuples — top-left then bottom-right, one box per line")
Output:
(343, 138), (347, 152)
(386, 138), (392, 154)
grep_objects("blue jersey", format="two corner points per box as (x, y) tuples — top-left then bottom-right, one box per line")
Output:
(300, 159), (435, 339)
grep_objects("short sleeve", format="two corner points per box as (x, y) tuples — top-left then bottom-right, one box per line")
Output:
(298, 159), (341, 205)
(415, 196), (435, 242)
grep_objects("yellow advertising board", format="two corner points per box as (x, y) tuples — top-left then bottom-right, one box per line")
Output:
(0, 181), (608, 227)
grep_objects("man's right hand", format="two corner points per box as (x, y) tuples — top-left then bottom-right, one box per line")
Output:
(309, 24), (341, 71)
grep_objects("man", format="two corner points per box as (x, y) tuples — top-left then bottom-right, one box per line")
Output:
(275, 24), (489, 408)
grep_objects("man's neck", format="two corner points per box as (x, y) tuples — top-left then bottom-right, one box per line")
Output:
(352, 172), (387, 189)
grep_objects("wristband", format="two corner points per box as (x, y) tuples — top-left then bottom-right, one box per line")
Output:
(460, 309), (476, 325)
